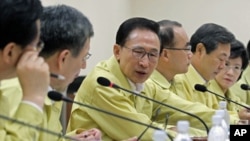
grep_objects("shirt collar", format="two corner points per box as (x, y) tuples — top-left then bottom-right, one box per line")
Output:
(127, 79), (144, 93)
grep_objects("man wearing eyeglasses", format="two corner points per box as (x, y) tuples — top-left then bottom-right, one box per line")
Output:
(147, 20), (228, 134)
(172, 23), (244, 123)
(1, 4), (138, 141)
(0, 4), (98, 141)
(148, 20), (192, 92)
(67, 17), (162, 141)
(173, 23), (235, 108)
(67, 17), (218, 141)
(0, 0), (50, 140)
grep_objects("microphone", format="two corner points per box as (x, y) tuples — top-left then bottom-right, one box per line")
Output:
(194, 84), (250, 110)
(240, 84), (250, 90)
(48, 91), (174, 141)
(137, 108), (161, 140)
(0, 113), (78, 141)
(97, 77), (209, 134)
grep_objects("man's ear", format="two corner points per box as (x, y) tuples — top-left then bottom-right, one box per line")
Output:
(57, 49), (70, 69)
(161, 48), (169, 58)
(113, 44), (121, 61)
(2, 42), (20, 64)
(196, 43), (206, 56)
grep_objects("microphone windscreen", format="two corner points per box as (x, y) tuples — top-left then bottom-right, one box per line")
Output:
(48, 91), (63, 101)
(97, 77), (111, 87)
(241, 84), (249, 90)
(67, 76), (86, 94)
(194, 84), (207, 92)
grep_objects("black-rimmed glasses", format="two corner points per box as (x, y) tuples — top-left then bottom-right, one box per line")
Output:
(36, 40), (44, 53)
(83, 52), (92, 61)
(124, 46), (159, 63)
(164, 44), (191, 51)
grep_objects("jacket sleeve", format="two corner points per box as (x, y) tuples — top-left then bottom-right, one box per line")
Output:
(0, 102), (43, 141)
(66, 74), (177, 141)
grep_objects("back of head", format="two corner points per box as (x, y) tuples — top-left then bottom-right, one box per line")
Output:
(39, 4), (94, 58)
(0, 0), (43, 49)
(115, 17), (161, 52)
(190, 23), (235, 54)
(157, 20), (182, 49)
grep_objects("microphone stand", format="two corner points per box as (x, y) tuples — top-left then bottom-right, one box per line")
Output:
(115, 84), (209, 134)
(0, 114), (78, 141)
(48, 91), (174, 141)
(206, 89), (250, 110)
(195, 84), (250, 110)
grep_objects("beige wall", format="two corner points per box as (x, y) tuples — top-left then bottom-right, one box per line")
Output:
(132, 0), (250, 44)
(41, 0), (250, 75)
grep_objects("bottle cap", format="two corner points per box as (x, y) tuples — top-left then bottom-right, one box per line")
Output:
(219, 101), (227, 108)
(153, 130), (168, 141)
(177, 120), (189, 133)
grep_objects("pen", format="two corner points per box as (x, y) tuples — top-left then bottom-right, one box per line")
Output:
(50, 73), (65, 80)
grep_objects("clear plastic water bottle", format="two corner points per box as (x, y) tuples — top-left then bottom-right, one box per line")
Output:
(208, 115), (227, 141)
(219, 101), (230, 128)
(173, 120), (192, 141)
(153, 130), (168, 141)
(215, 110), (229, 140)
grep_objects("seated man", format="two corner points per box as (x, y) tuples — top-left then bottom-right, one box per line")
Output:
(147, 20), (240, 129)
(0, 0), (50, 140)
(1, 4), (137, 141)
(67, 17), (220, 141)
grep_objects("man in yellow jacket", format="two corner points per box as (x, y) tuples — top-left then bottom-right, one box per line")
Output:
(0, 0), (50, 140)
(1, 4), (137, 141)
(173, 23), (235, 107)
(148, 20), (240, 129)
(37, 5), (102, 141)
(0, 4), (100, 141)
(172, 23), (250, 122)
(66, 17), (223, 141)
(208, 39), (250, 122)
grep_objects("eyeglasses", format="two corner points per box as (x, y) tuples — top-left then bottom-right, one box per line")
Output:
(164, 44), (191, 51)
(224, 63), (242, 73)
(35, 40), (44, 53)
(83, 52), (92, 61)
(124, 46), (159, 63)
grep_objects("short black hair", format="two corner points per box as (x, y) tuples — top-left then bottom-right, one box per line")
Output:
(115, 17), (162, 52)
(157, 20), (182, 49)
(190, 23), (235, 54)
(40, 5), (94, 58)
(0, 0), (43, 49)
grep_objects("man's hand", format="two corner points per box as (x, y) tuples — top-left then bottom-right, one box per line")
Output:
(17, 51), (50, 109)
(73, 128), (102, 141)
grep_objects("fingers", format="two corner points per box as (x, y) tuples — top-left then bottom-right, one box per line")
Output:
(17, 51), (50, 108)
(74, 129), (102, 141)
